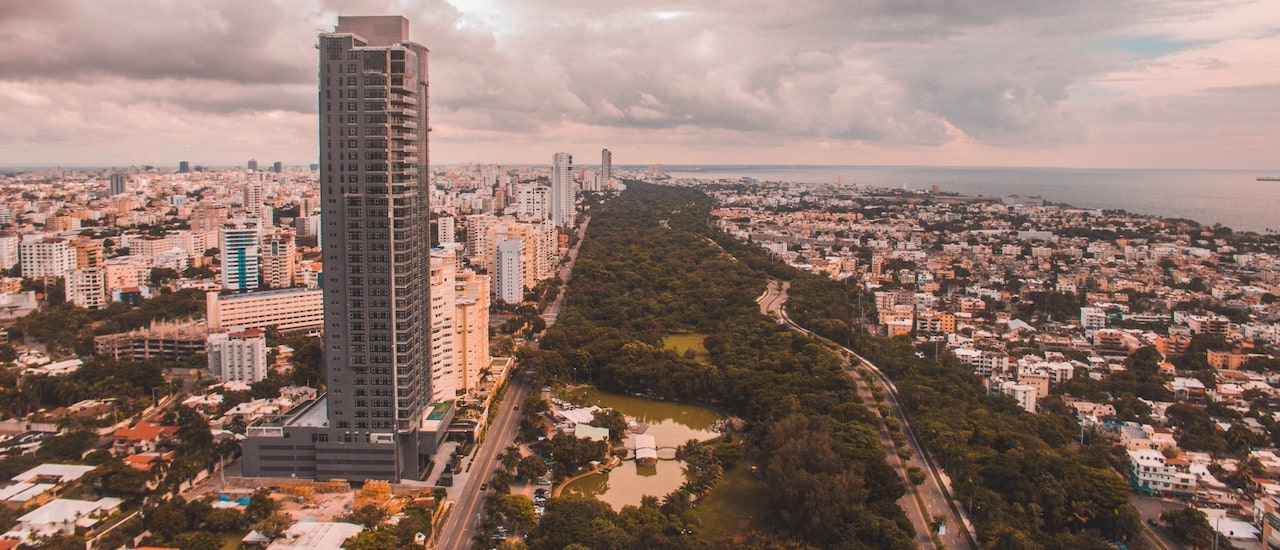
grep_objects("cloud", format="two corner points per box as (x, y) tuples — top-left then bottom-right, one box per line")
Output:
(0, 0), (1275, 167)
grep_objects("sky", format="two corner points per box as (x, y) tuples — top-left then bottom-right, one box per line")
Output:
(0, 0), (1277, 169)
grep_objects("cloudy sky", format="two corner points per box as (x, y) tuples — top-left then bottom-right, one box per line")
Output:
(0, 0), (1277, 169)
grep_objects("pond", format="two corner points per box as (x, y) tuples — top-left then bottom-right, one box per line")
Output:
(559, 387), (724, 510)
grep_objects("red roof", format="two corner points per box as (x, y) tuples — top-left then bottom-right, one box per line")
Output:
(113, 421), (178, 442)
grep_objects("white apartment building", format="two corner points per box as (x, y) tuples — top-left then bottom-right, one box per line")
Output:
(207, 328), (269, 384)
(0, 234), (19, 270)
(495, 239), (525, 304)
(65, 267), (108, 310)
(997, 380), (1038, 413)
(1080, 306), (1107, 332)
(437, 215), (455, 246)
(205, 288), (323, 333)
(429, 250), (458, 402)
(220, 219), (261, 292)
(1128, 449), (1196, 496)
(20, 237), (76, 279)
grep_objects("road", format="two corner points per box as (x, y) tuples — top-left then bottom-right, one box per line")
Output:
(434, 375), (529, 550)
(757, 280), (978, 549)
(543, 216), (589, 327)
(437, 216), (590, 550)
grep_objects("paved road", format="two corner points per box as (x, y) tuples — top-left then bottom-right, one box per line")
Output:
(434, 374), (529, 550)
(438, 216), (590, 550)
(757, 279), (977, 549)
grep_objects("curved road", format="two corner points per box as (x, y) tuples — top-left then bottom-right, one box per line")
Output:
(758, 280), (978, 549)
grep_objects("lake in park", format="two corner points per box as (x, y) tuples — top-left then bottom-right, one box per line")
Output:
(559, 387), (723, 510)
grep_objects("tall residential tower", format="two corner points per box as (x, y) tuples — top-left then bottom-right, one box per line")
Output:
(550, 152), (574, 228)
(242, 16), (446, 482)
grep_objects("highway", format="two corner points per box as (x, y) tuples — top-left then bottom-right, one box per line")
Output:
(757, 280), (977, 549)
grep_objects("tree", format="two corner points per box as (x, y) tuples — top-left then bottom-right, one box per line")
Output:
(253, 512), (294, 538)
(1161, 506), (1214, 548)
(243, 488), (280, 524)
(345, 503), (386, 529)
(343, 530), (397, 550)
(590, 408), (628, 442)
(494, 494), (538, 531)
(517, 455), (548, 481)
(169, 531), (222, 550)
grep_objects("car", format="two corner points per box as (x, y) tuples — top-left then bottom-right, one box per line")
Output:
(537, 478), (552, 485)
(479, 483), (488, 491)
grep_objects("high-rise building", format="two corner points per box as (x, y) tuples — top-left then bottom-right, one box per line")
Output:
(109, 173), (126, 196)
(220, 219), (261, 292)
(550, 152), (575, 228)
(601, 148), (612, 184)
(0, 234), (19, 271)
(242, 16), (442, 483)
(247, 159), (258, 171)
(495, 239), (525, 304)
(178, 161), (190, 174)
(272, 161), (283, 173)
(429, 250), (457, 402)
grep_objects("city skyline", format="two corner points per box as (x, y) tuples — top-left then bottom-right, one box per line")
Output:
(0, 0), (1277, 169)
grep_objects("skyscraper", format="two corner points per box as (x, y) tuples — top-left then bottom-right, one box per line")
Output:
(550, 152), (574, 228)
(247, 159), (258, 171)
(178, 161), (190, 174)
(108, 173), (126, 196)
(601, 148), (612, 183)
(242, 15), (442, 482)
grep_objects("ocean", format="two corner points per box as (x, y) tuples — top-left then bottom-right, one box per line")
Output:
(657, 165), (1280, 234)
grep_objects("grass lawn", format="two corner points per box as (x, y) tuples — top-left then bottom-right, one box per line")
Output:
(690, 464), (774, 539)
(662, 333), (710, 364)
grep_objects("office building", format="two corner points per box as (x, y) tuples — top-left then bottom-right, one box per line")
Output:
(242, 16), (445, 482)
(220, 220), (261, 292)
(550, 152), (574, 228)
(247, 159), (258, 171)
(108, 173), (126, 196)
(178, 161), (190, 174)
(207, 329), (269, 384)
(272, 161), (283, 173)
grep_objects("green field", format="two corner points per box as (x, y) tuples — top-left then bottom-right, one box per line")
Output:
(662, 333), (710, 364)
(690, 464), (773, 539)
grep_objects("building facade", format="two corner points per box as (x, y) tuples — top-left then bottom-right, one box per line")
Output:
(494, 239), (524, 305)
(205, 288), (324, 333)
(207, 329), (269, 384)
(242, 16), (446, 482)
(550, 152), (574, 228)
(220, 220), (261, 292)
